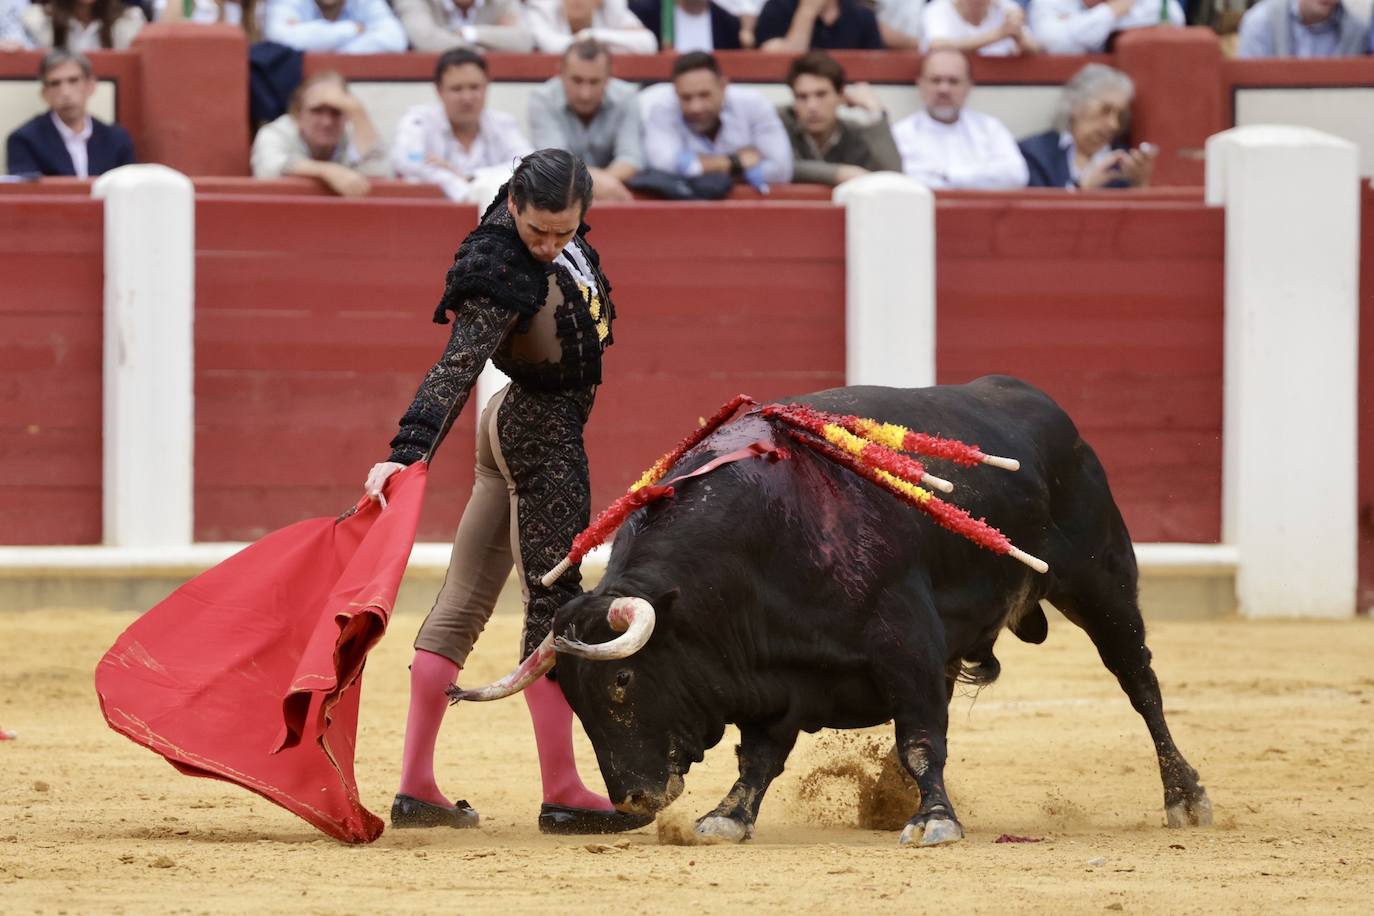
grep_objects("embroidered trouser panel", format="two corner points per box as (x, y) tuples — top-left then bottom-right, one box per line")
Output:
(414, 382), (594, 666)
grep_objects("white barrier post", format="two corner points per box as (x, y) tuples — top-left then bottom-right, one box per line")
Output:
(833, 173), (936, 388)
(92, 165), (195, 548)
(1205, 126), (1359, 619)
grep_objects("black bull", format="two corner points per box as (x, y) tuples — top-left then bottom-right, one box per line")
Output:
(491, 377), (1212, 844)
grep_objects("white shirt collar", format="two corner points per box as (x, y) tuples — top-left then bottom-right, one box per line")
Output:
(51, 111), (93, 144)
(50, 111), (94, 178)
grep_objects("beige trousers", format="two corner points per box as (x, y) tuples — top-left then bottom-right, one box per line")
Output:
(413, 384), (528, 667)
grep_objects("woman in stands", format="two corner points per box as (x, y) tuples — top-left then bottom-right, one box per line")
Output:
(1018, 63), (1157, 190)
(22, 0), (146, 51)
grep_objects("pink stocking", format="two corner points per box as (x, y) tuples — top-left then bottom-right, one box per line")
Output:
(397, 649), (459, 807)
(524, 675), (612, 810)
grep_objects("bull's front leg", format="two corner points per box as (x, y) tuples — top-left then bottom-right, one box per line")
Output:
(866, 585), (965, 847)
(694, 724), (797, 843)
(893, 722), (962, 846)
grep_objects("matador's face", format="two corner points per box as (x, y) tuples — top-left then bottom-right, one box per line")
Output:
(507, 197), (582, 263)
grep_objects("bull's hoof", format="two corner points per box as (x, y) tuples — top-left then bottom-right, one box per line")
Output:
(694, 815), (753, 844)
(1165, 789), (1214, 828)
(899, 817), (964, 847)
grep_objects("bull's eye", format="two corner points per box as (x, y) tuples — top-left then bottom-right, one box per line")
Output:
(610, 669), (632, 703)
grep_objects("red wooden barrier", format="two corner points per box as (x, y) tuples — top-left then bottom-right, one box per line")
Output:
(580, 201), (846, 511)
(934, 193), (1225, 543)
(0, 198), (104, 544)
(193, 195), (477, 543)
(190, 198), (845, 542)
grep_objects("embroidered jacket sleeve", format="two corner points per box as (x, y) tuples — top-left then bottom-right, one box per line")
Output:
(387, 295), (516, 465)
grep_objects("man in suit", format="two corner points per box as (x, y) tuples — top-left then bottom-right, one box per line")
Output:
(631, 0), (744, 50)
(7, 50), (135, 178)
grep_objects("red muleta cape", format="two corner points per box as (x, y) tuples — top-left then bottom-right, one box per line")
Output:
(94, 463), (427, 844)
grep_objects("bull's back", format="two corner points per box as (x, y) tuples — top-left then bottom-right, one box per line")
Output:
(787, 376), (1082, 469)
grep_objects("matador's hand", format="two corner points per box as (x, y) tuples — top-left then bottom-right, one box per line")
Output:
(364, 461), (406, 505)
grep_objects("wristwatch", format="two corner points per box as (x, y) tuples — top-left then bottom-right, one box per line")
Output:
(728, 153), (743, 177)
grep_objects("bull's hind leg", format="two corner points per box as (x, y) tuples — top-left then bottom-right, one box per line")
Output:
(694, 725), (797, 843)
(868, 585), (964, 847)
(1051, 566), (1213, 827)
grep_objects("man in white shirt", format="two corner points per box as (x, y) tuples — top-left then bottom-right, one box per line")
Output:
(251, 71), (390, 196)
(890, 48), (1027, 189)
(391, 48), (534, 202)
(922, 0), (1038, 55)
(642, 51), (794, 193)
(392, 0), (534, 52)
(525, 0), (659, 53)
(1028, 0), (1184, 55)
(264, 0), (408, 53)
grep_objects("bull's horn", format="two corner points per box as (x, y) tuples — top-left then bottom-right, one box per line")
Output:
(447, 632), (556, 703)
(555, 597), (656, 660)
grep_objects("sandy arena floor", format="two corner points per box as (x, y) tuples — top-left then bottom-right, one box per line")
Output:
(2, 603), (1372, 915)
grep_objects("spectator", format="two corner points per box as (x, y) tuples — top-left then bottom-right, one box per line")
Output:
(1019, 63), (1155, 189)
(391, 0), (534, 53)
(642, 51), (793, 193)
(890, 48), (1027, 189)
(7, 49), (134, 176)
(1029, 0), (1184, 55)
(264, 0), (406, 53)
(2, 0), (35, 49)
(712, 0), (760, 46)
(251, 70), (388, 196)
(22, 0), (146, 51)
(873, 0), (922, 48)
(153, 0), (262, 40)
(779, 50), (900, 186)
(391, 47), (532, 202)
(630, 0), (743, 51)
(525, 0), (657, 53)
(528, 39), (641, 201)
(754, 0), (883, 50)
(1236, 0), (1368, 57)
(922, 0), (1038, 55)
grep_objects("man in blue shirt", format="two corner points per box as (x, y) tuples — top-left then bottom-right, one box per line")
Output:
(265, 0), (408, 53)
(642, 51), (794, 193)
(1236, 0), (1369, 57)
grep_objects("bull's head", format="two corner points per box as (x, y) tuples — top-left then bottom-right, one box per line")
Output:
(450, 588), (718, 817)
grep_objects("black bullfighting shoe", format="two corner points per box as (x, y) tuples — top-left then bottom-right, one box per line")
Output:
(390, 794), (480, 829)
(537, 804), (655, 835)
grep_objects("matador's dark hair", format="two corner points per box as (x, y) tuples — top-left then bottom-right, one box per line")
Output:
(508, 149), (594, 217)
